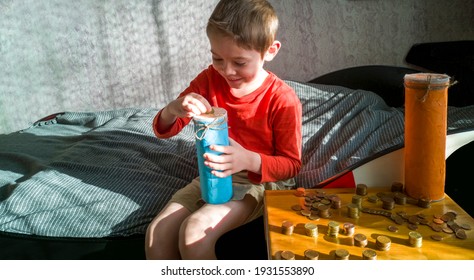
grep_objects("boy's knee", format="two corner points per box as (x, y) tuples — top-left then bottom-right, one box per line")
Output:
(179, 214), (211, 242)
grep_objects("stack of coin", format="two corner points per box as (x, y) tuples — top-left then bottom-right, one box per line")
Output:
(300, 208), (312, 217)
(330, 195), (342, 209)
(367, 195), (379, 203)
(343, 222), (355, 236)
(351, 195), (363, 209)
(308, 212), (321, 221)
(304, 222), (318, 237)
(281, 220), (294, 235)
(318, 204), (331, 218)
(304, 197), (313, 209)
(334, 249), (350, 260)
(393, 192), (407, 205)
(320, 198), (331, 206)
(347, 203), (360, 218)
(327, 221), (340, 238)
(376, 235), (391, 251)
(353, 233), (368, 247)
(443, 211), (457, 222)
(280, 250), (295, 260)
(381, 196), (395, 210)
(391, 181), (404, 193)
(304, 249), (319, 260)
(408, 231), (423, 247)
(362, 249), (377, 260)
(417, 197), (431, 208)
(356, 184), (368, 196)
(294, 187), (306, 197)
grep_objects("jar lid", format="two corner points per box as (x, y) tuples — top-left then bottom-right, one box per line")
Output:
(404, 73), (450, 85)
(193, 107), (227, 121)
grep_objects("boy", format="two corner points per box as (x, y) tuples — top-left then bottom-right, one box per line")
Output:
(145, 0), (302, 259)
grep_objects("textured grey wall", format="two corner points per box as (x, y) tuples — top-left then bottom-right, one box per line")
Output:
(268, 0), (474, 81)
(1, 0), (473, 134)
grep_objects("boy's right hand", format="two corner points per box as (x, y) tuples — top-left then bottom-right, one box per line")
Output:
(167, 93), (212, 118)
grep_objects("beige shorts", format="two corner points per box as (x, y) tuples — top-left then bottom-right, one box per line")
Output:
(169, 171), (295, 223)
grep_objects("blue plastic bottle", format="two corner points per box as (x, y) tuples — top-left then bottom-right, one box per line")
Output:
(193, 107), (233, 204)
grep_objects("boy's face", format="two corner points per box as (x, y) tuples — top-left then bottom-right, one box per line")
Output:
(208, 33), (267, 95)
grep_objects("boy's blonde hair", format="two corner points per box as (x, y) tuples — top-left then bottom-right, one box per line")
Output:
(207, 0), (279, 58)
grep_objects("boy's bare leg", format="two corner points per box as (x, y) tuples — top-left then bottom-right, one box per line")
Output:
(179, 195), (257, 260)
(145, 202), (191, 260)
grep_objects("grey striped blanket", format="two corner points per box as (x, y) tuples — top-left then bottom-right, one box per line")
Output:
(1, 81), (473, 237)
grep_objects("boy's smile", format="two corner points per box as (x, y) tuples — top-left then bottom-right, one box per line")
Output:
(208, 33), (269, 97)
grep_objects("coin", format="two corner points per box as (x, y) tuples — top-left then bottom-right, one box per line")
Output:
(301, 209), (312, 217)
(376, 235), (391, 245)
(408, 224), (418, 230)
(408, 215), (420, 224)
(356, 184), (368, 196)
(362, 249), (377, 260)
(304, 249), (319, 260)
(397, 211), (409, 219)
(281, 250), (295, 260)
(441, 213), (454, 222)
(368, 195), (379, 203)
(417, 213), (427, 219)
(394, 192), (407, 205)
(442, 227), (454, 234)
(417, 198), (431, 208)
(304, 222), (318, 237)
(281, 220), (294, 235)
(430, 224), (443, 232)
(334, 249), (350, 260)
(376, 236), (391, 251)
(431, 234), (443, 241)
(308, 213), (321, 221)
(327, 221), (340, 237)
(343, 222), (355, 236)
(408, 231), (423, 247)
(387, 225), (399, 232)
(291, 204), (302, 211)
(391, 215), (405, 225)
(433, 214), (443, 219)
(419, 218), (429, 225)
(455, 229), (467, 240)
(460, 223), (472, 230)
(354, 233), (368, 247)
(381, 196), (395, 210)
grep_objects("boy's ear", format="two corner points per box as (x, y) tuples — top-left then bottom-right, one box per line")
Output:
(264, 40), (281, 61)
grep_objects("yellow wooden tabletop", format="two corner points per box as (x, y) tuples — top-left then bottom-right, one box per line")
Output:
(263, 187), (474, 260)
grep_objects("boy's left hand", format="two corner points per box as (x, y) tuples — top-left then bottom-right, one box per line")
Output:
(203, 138), (260, 178)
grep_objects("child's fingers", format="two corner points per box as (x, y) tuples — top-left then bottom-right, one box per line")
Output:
(185, 93), (212, 114)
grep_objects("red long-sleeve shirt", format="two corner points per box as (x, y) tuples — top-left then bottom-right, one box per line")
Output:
(153, 65), (302, 184)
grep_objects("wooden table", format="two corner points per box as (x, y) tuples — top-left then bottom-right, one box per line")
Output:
(263, 187), (474, 260)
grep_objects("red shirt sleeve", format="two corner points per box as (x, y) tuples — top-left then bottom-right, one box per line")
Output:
(152, 69), (211, 138)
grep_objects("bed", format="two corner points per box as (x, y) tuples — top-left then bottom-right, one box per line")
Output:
(1, 68), (474, 259)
